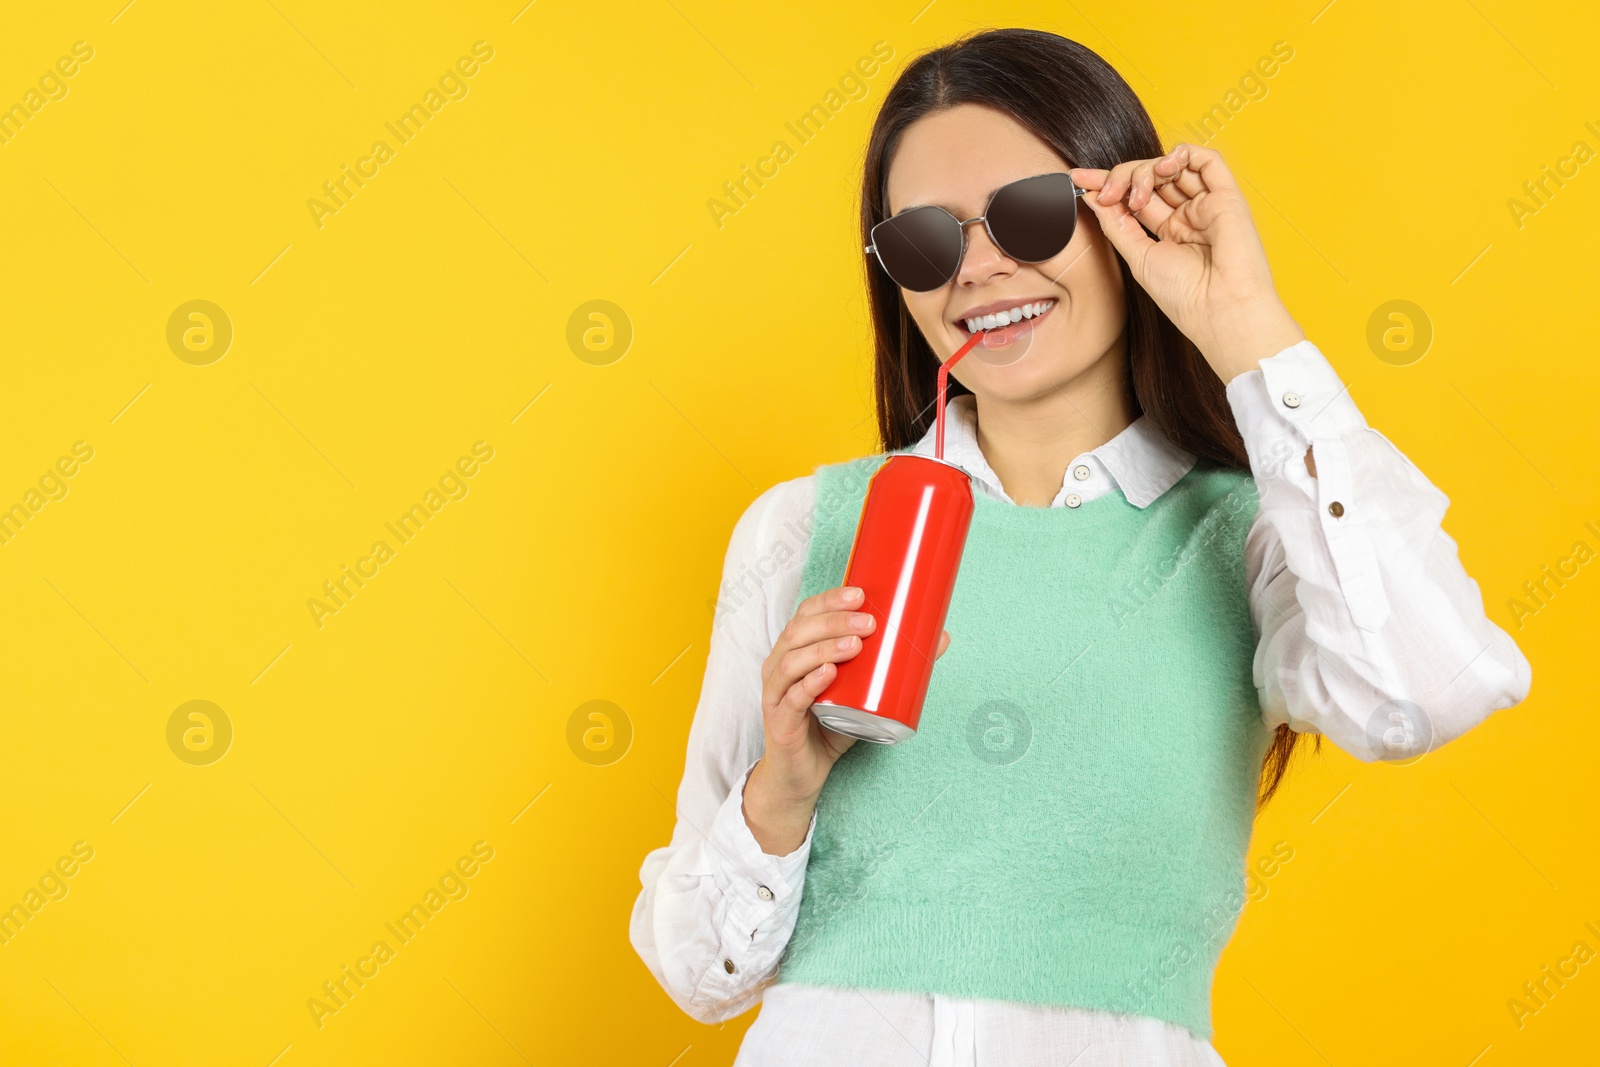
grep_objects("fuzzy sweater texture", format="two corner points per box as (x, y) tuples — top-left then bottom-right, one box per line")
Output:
(773, 449), (1271, 1039)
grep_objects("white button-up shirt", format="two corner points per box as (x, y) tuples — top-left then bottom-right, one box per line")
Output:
(629, 340), (1532, 1066)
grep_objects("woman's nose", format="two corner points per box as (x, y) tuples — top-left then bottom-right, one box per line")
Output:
(954, 218), (1014, 285)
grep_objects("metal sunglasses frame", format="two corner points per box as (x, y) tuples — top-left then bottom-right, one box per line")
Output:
(864, 171), (1091, 292)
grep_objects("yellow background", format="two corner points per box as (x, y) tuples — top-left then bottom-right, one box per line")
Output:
(1, 1), (1595, 1064)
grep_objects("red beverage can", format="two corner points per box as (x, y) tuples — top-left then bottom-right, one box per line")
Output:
(809, 453), (974, 743)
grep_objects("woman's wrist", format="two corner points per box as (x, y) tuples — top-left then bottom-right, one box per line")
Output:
(742, 758), (818, 857)
(1196, 296), (1306, 385)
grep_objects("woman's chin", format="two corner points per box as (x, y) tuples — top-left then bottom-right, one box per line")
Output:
(961, 343), (1102, 402)
(961, 363), (1050, 402)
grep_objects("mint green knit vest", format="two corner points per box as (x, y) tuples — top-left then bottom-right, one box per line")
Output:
(774, 449), (1271, 1039)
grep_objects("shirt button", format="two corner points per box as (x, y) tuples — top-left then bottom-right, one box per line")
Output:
(1282, 391), (1302, 409)
(1328, 501), (1345, 517)
(1065, 493), (1081, 508)
(723, 958), (736, 974)
(1072, 465), (1090, 481)
(757, 885), (773, 901)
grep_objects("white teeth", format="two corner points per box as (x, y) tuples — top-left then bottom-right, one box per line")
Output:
(963, 300), (1054, 333)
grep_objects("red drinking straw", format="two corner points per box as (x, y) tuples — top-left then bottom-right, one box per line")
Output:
(935, 331), (986, 460)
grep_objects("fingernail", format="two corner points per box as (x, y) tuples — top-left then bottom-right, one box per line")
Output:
(836, 636), (857, 650)
(852, 613), (874, 631)
(843, 587), (862, 601)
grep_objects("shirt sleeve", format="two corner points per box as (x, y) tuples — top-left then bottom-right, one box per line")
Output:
(1227, 340), (1533, 761)
(628, 475), (819, 1022)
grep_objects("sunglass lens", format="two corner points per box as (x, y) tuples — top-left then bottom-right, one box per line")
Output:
(987, 172), (1078, 263)
(873, 206), (962, 291)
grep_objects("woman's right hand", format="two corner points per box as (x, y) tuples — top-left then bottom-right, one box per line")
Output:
(742, 584), (950, 856)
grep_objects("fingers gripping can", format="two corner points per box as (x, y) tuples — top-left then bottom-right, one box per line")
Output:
(809, 453), (974, 743)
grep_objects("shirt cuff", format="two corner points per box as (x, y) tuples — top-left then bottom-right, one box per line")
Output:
(1225, 339), (1368, 481)
(705, 761), (815, 942)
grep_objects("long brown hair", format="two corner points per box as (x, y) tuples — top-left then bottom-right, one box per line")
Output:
(858, 27), (1316, 807)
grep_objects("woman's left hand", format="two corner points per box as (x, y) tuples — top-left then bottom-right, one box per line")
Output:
(1070, 144), (1306, 384)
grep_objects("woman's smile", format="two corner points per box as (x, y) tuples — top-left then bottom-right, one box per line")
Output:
(953, 296), (1057, 347)
(953, 295), (1056, 337)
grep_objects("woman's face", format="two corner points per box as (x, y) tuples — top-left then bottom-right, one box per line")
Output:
(884, 103), (1126, 401)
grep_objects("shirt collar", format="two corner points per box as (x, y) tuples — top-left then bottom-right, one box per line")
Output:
(907, 393), (1197, 508)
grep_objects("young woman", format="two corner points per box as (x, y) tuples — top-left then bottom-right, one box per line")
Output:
(631, 29), (1531, 1066)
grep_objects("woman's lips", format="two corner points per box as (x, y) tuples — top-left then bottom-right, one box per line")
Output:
(958, 299), (1054, 347)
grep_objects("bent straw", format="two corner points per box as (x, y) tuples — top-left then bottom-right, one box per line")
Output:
(935, 330), (986, 460)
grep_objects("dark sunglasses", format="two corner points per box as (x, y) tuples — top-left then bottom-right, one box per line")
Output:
(866, 171), (1090, 292)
